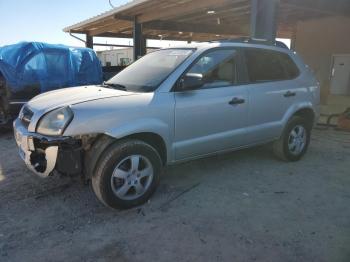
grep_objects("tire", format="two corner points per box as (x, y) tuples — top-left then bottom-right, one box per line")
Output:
(273, 116), (311, 162)
(91, 139), (162, 209)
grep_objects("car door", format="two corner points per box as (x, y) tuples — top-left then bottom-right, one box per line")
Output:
(242, 48), (300, 143)
(173, 48), (249, 160)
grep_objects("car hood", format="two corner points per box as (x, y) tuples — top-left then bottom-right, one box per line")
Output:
(27, 85), (138, 111)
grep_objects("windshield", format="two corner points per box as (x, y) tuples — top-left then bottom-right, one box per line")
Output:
(105, 48), (194, 92)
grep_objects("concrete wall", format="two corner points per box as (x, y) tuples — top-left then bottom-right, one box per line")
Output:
(294, 16), (350, 109)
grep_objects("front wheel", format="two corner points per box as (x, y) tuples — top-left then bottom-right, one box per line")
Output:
(273, 116), (311, 161)
(91, 139), (162, 209)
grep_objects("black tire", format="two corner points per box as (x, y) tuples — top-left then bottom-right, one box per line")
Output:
(273, 116), (311, 162)
(91, 139), (162, 209)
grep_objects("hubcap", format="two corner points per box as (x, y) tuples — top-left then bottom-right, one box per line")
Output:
(288, 125), (307, 155)
(110, 155), (154, 201)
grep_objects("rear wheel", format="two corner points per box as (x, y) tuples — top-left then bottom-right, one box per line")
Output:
(91, 139), (162, 209)
(273, 116), (311, 161)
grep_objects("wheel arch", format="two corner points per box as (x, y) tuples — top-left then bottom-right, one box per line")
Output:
(291, 107), (316, 129)
(283, 102), (316, 128)
(104, 119), (171, 164)
(84, 131), (168, 179)
(120, 132), (167, 166)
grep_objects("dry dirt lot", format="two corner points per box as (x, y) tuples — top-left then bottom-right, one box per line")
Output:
(0, 128), (350, 262)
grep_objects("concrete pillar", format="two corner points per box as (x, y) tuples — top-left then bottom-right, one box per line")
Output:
(250, 0), (280, 43)
(86, 35), (94, 49)
(133, 17), (146, 60)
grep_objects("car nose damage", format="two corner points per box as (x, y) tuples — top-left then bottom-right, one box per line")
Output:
(14, 118), (84, 177)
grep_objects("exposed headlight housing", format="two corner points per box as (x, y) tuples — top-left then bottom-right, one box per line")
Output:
(37, 107), (73, 136)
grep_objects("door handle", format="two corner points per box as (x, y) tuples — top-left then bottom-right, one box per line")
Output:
(229, 97), (245, 105)
(284, 91), (296, 98)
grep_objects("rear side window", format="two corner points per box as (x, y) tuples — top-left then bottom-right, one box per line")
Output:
(244, 49), (299, 83)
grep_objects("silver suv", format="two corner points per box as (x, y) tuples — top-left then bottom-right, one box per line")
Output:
(14, 40), (320, 209)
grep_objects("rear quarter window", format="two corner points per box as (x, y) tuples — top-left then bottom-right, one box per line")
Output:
(244, 48), (300, 83)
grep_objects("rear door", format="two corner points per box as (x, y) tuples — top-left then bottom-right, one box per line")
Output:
(174, 48), (249, 160)
(242, 48), (300, 143)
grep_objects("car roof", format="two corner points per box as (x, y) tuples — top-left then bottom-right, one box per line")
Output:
(166, 39), (292, 54)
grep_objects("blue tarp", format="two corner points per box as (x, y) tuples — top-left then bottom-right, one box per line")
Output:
(0, 42), (103, 93)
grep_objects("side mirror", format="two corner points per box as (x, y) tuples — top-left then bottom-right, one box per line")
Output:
(177, 73), (204, 91)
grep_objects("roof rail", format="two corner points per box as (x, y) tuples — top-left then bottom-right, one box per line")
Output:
(209, 37), (289, 49)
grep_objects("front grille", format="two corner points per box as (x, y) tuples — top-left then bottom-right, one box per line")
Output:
(20, 106), (33, 128)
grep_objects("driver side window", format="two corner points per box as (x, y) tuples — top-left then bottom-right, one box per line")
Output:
(187, 49), (237, 89)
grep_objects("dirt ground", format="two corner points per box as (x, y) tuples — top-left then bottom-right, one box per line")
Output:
(0, 128), (349, 262)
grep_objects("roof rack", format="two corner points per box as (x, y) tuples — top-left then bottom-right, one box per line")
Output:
(209, 37), (289, 49)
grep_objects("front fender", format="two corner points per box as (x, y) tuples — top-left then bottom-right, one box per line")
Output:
(106, 118), (170, 141)
(104, 118), (173, 162)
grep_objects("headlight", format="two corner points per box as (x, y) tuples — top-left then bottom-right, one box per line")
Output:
(37, 107), (73, 136)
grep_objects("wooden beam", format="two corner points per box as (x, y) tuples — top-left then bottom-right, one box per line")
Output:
(137, 0), (249, 23)
(143, 20), (247, 36)
(69, 30), (87, 34)
(95, 32), (162, 40)
(94, 31), (232, 42)
(88, 21), (132, 36)
(283, 3), (338, 16)
(93, 43), (160, 49)
(95, 32), (133, 38)
(283, 0), (350, 16)
(113, 14), (134, 21)
(174, 4), (251, 23)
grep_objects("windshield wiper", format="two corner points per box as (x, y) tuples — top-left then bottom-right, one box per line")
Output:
(102, 82), (127, 91)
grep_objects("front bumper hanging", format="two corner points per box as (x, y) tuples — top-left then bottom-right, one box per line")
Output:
(13, 119), (82, 177)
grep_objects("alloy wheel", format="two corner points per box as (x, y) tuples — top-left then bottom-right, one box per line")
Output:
(110, 155), (154, 200)
(288, 125), (307, 155)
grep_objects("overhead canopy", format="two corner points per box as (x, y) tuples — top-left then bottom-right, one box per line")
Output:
(64, 0), (350, 41)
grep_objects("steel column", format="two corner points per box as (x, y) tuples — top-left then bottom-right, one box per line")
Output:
(250, 0), (280, 43)
(86, 35), (94, 49)
(133, 17), (146, 60)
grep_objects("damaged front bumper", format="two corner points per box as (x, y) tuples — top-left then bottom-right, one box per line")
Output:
(13, 119), (82, 177)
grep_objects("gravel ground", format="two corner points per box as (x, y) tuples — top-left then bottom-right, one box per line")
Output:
(0, 128), (349, 262)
